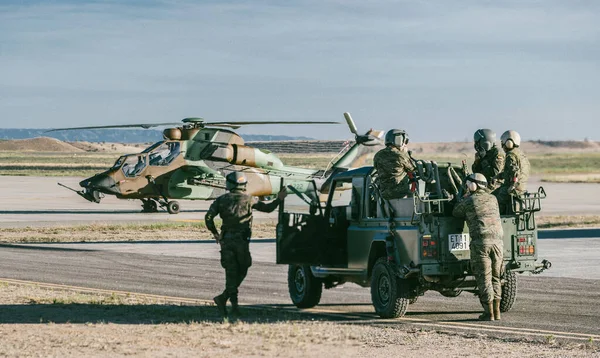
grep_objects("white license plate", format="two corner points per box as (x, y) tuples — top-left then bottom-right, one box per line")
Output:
(449, 233), (470, 251)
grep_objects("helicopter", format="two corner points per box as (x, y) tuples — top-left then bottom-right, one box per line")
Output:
(50, 113), (383, 214)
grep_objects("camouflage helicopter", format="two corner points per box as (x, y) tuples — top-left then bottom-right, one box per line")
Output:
(51, 113), (383, 214)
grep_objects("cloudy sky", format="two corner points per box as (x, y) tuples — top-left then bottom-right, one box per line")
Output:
(0, 0), (598, 141)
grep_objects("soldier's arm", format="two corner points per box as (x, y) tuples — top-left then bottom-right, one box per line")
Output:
(505, 153), (521, 186)
(204, 198), (220, 238)
(252, 189), (287, 213)
(492, 153), (505, 178)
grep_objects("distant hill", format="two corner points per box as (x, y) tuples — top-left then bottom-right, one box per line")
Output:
(0, 128), (312, 143)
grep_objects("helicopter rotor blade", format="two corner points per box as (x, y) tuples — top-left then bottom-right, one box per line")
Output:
(45, 123), (181, 132)
(205, 120), (339, 126)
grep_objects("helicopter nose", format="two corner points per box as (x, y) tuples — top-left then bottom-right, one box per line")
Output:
(80, 174), (119, 195)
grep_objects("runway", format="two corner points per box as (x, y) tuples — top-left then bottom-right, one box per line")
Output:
(2, 176), (600, 227)
(1, 175), (599, 342)
(1, 237), (599, 341)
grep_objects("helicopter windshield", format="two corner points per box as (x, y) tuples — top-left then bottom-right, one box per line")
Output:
(111, 156), (127, 170)
(149, 142), (181, 166)
(142, 141), (165, 154)
(122, 154), (148, 177)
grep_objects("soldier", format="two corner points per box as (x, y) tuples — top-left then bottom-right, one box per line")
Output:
(205, 172), (287, 320)
(453, 173), (504, 321)
(472, 129), (504, 189)
(492, 130), (530, 214)
(373, 129), (416, 199)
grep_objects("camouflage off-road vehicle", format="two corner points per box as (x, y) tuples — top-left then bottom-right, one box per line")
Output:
(276, 160), (551, 318)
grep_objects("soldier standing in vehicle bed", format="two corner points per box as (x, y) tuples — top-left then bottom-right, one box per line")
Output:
(472, 129), (504, 190)
(453, 173), (504, 321)
(493, 130), (530, 214)
(373, 129), (416, 199)
(205, 172), (287, 320)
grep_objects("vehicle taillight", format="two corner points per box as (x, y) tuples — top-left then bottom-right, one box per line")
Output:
(516, 235), (535, 256)
(422, 235), (438, 258)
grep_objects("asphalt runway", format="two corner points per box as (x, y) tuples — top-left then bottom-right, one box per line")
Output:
(1, 175), (600, 341)
(1, 238), (599, 341)
(2, 175), (600, 227)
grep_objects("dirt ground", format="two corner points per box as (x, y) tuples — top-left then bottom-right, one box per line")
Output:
(0, 282), (596, 358)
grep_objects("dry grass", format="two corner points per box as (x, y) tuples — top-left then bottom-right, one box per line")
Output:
(0, 222), (278, 243)
(541, 174), (600, 183)
(537, 215), (600, 229)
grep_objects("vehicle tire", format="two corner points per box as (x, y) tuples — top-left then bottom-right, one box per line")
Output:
(500, 270), (518, 312)
(167, 201), (180, 214)
(409, 297), (418, 305)
(370, 257), (409, 318)
(288, 264), (323, 309)
(142, 200), (158, 213)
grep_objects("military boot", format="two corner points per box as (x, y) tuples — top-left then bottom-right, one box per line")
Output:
(213, 294), (228, 319)
(479, 301), (495, 321)
(493, 299), (501, 321)
(229, 295), (241, 321)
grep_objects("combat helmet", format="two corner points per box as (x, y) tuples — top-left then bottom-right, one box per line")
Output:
(473, 129), (496, 155)
(225, 172), (248, 191)
(466, 173), (487, 192)
(500, 130), (521, 150)
(385, 129), (409, 148)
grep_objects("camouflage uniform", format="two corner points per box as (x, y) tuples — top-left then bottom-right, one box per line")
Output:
(472, 146), (504, 189)
(205, 190), (281, 307)
(493, 147), (530, 214)
(373, 146), (416, 199)
(452, 188), (504, 305)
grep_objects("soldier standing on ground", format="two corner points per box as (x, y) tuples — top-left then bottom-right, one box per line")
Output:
(492, 130), (530, 214)
(373, 129), (416, 200)
(205, 172), (287, 320)
(472, 129), (504, 189)
(453, 173), (504, 321)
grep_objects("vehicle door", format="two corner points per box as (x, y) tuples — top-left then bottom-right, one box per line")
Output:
(276, 179), (328, 265)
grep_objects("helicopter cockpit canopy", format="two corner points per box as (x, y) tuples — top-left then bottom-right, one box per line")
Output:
(148, 141), (181, 166)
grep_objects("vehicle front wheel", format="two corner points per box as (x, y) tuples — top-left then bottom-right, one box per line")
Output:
(370, 257), (409, 318)
(500, 270), (518, 312)
(288, 264), (323, 309)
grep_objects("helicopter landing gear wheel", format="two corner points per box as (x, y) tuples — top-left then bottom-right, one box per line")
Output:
(141, 199), (158, 213)
(167, 201), (180, 214)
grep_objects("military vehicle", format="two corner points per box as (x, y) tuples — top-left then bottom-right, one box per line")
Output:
(52, 115), (383, 214)
(276, 161), (551, 318)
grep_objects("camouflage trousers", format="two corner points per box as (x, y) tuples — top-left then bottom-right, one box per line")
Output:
(380, 178), (412, 200)
(470, 241), (503, 304)
(493, 186), (525, 215)
(219, 234), (252, 302)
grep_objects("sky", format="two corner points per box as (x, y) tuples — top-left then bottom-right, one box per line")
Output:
(0, 0), (598, 141)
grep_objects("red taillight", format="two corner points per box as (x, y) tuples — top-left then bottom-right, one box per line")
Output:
(421, 235), (437, 258)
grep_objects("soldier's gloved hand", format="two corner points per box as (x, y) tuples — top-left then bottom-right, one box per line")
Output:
(213, 233), (220, 244)
(277, 189), (288, 201)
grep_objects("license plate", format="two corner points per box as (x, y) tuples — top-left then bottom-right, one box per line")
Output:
(449, 233), (470, 251)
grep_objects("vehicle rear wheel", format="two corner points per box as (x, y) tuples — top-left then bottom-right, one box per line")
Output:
(409, 297), (418, 305)
(288, 264), (323, 308)
(370, 257), (409, 318)
(500, 270), (518, 312)
(167, 201), (180, 214)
